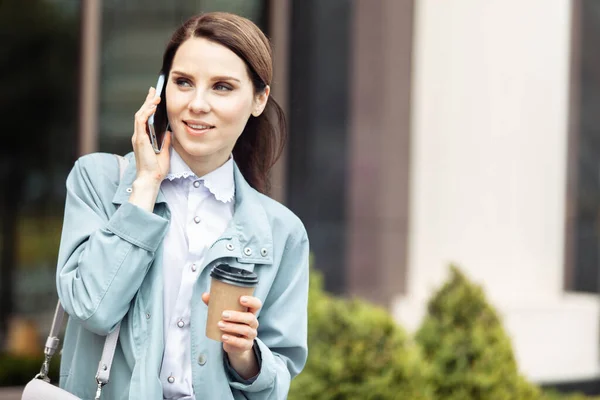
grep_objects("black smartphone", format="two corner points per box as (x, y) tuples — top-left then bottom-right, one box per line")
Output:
(147, 74), (169, 153)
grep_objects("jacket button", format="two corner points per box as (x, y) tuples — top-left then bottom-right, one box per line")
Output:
(244, 247), (252, 256)
(198, 354), (207, 366)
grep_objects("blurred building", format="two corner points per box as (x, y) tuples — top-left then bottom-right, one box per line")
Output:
(391, 0), (600, 386)
(2, 0), (600, 389)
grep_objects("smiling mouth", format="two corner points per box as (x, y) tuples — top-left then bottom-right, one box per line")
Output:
(184, 122), (215, 130)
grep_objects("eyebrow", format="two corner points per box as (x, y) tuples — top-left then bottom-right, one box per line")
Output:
(171, 70), (241, 83)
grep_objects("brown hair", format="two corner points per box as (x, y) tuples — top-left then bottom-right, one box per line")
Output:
(160, 12), (286, 195)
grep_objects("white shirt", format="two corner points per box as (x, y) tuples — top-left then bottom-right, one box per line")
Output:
(159, 147), (235, 400)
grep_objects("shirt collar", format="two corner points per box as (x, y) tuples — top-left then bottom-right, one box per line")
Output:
(165, 147), (235, 203)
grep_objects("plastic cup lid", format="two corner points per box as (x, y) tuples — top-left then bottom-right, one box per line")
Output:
(210, 264), (258, 287)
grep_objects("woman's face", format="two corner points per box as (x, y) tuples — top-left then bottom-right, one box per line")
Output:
(165, 37), (268, 165)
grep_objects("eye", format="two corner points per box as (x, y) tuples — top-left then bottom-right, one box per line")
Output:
(175, 78), (192, 88)
(214, 83), (233, 92)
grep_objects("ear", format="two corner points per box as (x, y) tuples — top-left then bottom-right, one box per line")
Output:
(252, 85), (270, 117)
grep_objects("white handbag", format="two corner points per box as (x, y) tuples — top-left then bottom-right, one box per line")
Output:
(21, 155), (128, 400)
(21, 377), (81, 400)
(21, 303), (121, 400)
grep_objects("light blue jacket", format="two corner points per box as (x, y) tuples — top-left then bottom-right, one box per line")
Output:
(56, 152), (309, 399)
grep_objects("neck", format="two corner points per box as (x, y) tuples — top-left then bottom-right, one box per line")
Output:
(172, 139), (230, 178)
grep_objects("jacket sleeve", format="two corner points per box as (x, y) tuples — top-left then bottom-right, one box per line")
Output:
(228, 224), (310, 399)
(56, 154), (169, 335)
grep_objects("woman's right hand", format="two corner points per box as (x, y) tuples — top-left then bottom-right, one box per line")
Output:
(128, 87), (172, 212)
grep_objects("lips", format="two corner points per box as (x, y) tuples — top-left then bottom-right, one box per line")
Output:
(184, 121), (214, 130)
(183, 120), (215, 136)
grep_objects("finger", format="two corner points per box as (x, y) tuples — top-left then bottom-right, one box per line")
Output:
(240, 296), (262, 314)
(222, 311), (259, 330)
(145, 86), (155, 102)
(134, 87), (159, 132)
(144, 95), (161, 111)
(134, 104), (158, 144)
(141, 95), (160, 112)
(202, 292), (210, 306)
(137, 101), (158, 123)
(218, 321), (257, 340)
(147, 88), (163, 109)
(131, 87), (159, 153)
(222, 335), (253, 352)
(138, 87), (155, 112)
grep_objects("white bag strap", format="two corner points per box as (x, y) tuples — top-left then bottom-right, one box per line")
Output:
(93, 154), (129, 398)
(40, 154), (130, 400)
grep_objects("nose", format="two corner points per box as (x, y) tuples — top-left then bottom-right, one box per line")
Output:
(188, 90), (211, 114)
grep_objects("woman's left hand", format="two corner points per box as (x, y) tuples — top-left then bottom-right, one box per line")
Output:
(202, 293), (261, 379)
(201, 293), (262, 355)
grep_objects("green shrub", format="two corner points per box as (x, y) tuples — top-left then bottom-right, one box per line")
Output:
(0, 353), (59, 386)
(415, 265), (543, 400)
(288, 268), (433, 400)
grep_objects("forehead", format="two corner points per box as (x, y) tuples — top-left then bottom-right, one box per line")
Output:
(172, 37), (249, 80)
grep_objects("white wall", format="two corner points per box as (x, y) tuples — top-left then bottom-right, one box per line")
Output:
(393, 0), (600, 382)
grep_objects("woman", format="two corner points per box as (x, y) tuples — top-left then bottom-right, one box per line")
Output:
(56, 12), (309, 400)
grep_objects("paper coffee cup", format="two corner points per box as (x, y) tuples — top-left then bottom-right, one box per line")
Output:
(206, 264), (259, 341)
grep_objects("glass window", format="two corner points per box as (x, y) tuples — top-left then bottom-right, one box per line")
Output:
(571, 0), (600, 292)
(286, 0), (353, 294)
(0, 0), (81, 347)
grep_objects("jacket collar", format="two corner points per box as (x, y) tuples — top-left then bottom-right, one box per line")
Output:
(112, 152), (273, 265)
(204, 164), (274, 265)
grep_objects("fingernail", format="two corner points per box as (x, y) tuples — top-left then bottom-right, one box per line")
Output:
(222, 335), (230, 341)
(241, 296), (248, 304)
(222, 312), (230, 319)
(218, 321), (225, 328)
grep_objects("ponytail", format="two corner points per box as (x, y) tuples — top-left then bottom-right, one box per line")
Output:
(232, 96), (287, 195)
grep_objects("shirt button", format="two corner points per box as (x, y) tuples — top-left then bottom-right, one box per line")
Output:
(198, 354), (207, 366)
(177, 319), (185, 328)
(126, 187), (132, 193)
(244, 247), (253, 256)
(146, 313), (151, 319)
(193, 216), (201, 224)
(167, 376), (175, 384)
(226, 243), (234, 251)
(193, 181), (201, 188)
(191, 264), (197, 272)
(261, 248), (268, 257)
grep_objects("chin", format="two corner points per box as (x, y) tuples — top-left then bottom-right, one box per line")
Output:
(175, 139), (218, 158)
